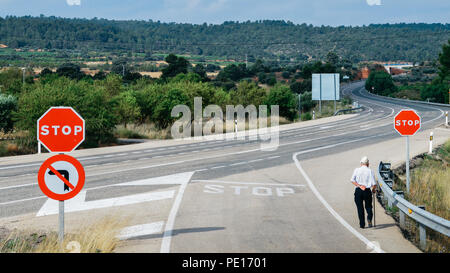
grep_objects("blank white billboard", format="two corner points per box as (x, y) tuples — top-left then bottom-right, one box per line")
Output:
(312, 73), (340, 101)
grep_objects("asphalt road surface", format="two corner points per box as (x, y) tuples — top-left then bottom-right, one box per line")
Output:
(0, 81), (448, 252)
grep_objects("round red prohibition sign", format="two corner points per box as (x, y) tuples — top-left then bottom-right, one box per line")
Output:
(38, 154), (85, 201)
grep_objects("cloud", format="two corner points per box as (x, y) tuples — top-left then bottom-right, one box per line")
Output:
(366, 0), (381, 6)
(66, 0), (81, 6)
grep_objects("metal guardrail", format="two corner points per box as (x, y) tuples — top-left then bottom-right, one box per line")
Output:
(366, 91), (450, 109)
(377, 161), (450, 250)
(333, 106), (363, 116)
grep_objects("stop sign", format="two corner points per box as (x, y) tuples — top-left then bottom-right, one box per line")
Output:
(394, 109), (421, 136)
(37, 107), (85, 153)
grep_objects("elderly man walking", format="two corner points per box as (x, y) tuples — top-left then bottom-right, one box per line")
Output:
(351, 156), (377, 229)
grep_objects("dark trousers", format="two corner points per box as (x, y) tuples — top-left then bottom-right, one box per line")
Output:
(354, 187), (373, 228)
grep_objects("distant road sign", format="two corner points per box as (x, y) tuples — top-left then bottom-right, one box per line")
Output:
(37, 107), (85, 153)
(394, 109), (421, 136)
(312, 73), (340, 101)
(38, 154), (85, 201)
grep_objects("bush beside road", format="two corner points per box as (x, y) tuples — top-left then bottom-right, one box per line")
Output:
(386, 139), (450, 253)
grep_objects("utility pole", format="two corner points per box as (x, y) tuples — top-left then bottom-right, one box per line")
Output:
(22, 67), (26, 85)
(298, 93), (301, 120)
(122, 64), (125, 77)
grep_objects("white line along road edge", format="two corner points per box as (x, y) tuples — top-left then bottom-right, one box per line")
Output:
(160, 171), (195, 253)
(292, 152), (384, 253)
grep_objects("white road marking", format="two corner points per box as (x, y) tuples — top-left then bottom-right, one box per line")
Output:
(36, 190), (175, 216)
(132, 151), (142, 154)
(293, 151), (385, 253)
(0, 163), (41, 170)
(192, 179), (305, 187)
(0, 196), (46, 206)
(247, 159), (264, 163)
(0, 182), (37, 190)
(210, 165), (227, 169)
(117, 221), (164, 240)
(229, 162), (247, 166)
(160, 172), (194, 253)
(114, 172), (194, 187)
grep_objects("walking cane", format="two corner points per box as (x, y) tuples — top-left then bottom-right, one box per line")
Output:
(373, 190), (376, 227)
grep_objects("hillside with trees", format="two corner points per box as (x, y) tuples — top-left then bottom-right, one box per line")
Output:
(0, 16), (449, 63)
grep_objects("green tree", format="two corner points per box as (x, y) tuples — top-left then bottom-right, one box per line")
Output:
(14, 77), (117, 148)
(114, 90), (141, 128)
(217, 64), (250, 82)
(0, 68), (23, 95)
(365, 70), (398, 96)
(56, 63), (85, 80)
(192, 64), (209, 81)
(420, 80), (448, 103)
(229, 81), (267, 107)
(161, 54), (189, 79)
(0, 94), (17, 132)
(265, 84), (298, 120)
(153, 88), (189, 129)
(99, 74), (123, 97)
(326, 51), (339, 66)
(438, 40), (450, 80)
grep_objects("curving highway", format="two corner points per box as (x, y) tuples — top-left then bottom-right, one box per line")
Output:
(0, 81), (448, 252)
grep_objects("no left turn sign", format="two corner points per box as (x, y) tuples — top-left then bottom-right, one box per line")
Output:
(38, 154), (85, 201)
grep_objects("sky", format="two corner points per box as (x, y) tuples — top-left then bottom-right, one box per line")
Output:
(0, 0), (449, 26)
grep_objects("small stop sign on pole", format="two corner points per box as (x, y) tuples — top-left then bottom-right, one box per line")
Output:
(394, 109), (421, 194)
(394, 109), (421, 136)
(37, 107), (85, 153)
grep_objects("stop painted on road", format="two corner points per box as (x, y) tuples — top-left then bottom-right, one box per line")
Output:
(202, 184), (304, 197)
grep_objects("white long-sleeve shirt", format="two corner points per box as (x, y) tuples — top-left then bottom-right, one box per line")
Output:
(350, 166), (376, 188)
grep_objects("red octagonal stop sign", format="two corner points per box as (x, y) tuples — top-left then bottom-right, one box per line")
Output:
(394, 109), (421, 136)
(37, 107), (85, 153)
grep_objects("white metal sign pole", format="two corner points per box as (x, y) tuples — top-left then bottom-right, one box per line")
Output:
(59, 200), (64, 243)
(333, 74), (337, 114)
(406, 136), (410, 193)
(59, 153), (65, 244)
(319, 74), (322, 114)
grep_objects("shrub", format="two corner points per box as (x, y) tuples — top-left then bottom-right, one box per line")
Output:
(229, 81), (267, 107)
(113, 90), (141, 128)
(0, 94), (17, 132)
(365, 70), (398, 96)
(14, 77), (117, 148)
(265, 84), (298, 121)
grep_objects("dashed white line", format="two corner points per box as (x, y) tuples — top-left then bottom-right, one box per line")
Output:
(211, 165), (227, 169)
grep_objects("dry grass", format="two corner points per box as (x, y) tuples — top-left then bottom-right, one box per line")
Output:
(0, 216), (128, 253)
(312, 100), (354, 119)
(409, 159), (449, 220)
(117, 117), (291, 139)
(115, 123), (171, 140)
(390, 139), (450, 252)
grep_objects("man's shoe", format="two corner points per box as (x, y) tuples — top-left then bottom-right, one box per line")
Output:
(368, 221), (373, 228)
(360, 226), (365, 229)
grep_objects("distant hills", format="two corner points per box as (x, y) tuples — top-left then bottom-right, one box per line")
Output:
(0, 16), (449, 63)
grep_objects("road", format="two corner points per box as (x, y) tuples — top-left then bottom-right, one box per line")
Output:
(0, 81), (448, 252)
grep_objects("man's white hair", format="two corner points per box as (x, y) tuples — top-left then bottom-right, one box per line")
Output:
(360, 156), (369, 165)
